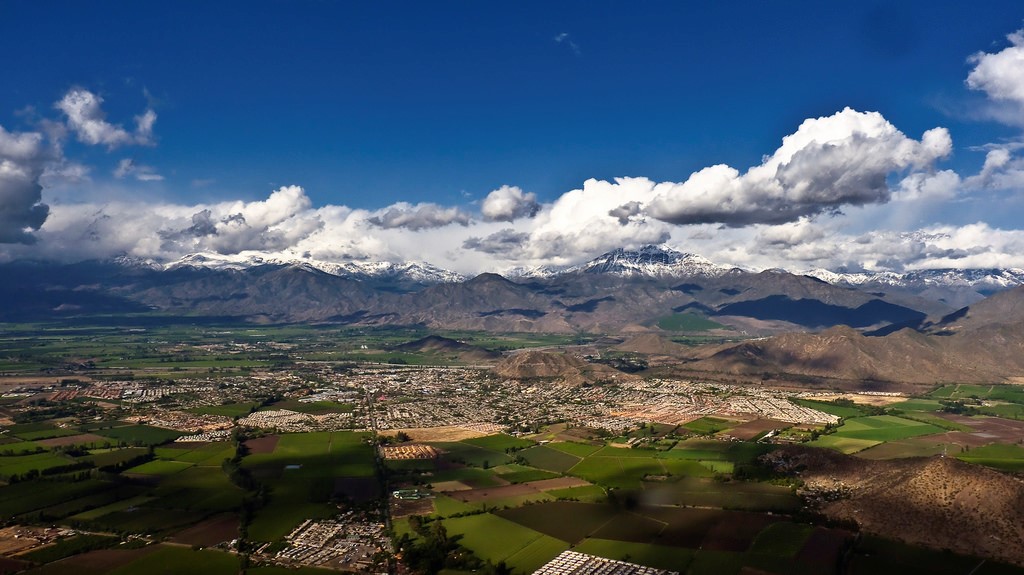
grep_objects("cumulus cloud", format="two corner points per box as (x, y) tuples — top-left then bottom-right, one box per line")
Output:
(891, 170), (960, 202)
(480, 185), (539, 222)
(646, 108), (952, 226)
(0, 125), (50, 243)
(967, 28), (1024, 123)
(368, 202), (471, 230)
(56, 89), (156, 148)
(466, 177), (671, 264)
(113, 158), (164, 181)
(462, 229), (530, 256)
(757, 219), (826, 247)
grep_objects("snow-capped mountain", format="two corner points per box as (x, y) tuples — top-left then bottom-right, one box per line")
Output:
(564, 245), (730, 278)
(804, 267), (1024, 290)
(161, 252), (465, 285)
(502, 245), (730, 279)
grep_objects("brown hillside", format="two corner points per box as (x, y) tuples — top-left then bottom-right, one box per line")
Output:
(765, 446), (1024, 567)
(493, 350), (636, 386)
(614, 334), (690, 357)
(395, 335), (500, 363)
(688, 319), (1024, 385)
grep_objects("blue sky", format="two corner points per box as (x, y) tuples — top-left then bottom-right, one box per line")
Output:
(2, 2), (1024, 274)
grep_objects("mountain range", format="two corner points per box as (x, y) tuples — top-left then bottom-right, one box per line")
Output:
(3, 245), (1023, 336)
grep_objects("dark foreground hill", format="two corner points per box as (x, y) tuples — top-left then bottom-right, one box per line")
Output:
(764, 446), (1024, 567)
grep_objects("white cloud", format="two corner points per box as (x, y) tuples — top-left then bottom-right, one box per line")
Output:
(480, 185), (539, 222)
(56, 89), (156, 149)
(485, 177), (672, 265)
(0, 125), (49, 243)
(113, 158), (163, 181)
(646, 108), (952, 226)
(967, 28), (1024, 123)
(891, 170), (960, 202)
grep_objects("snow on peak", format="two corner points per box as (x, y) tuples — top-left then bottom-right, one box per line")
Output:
(568, 245), (728, 278)
(158, 252), (464, 284)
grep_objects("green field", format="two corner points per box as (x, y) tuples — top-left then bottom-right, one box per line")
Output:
(442, 513), (554, 569)
(0, 451), (75, 478)
(889, 398), (944, 412)
(655, 313), (725, 332)
(432, 441), (511, 468)
(243, 431), (376, 541)
(125, 459), (194, 476)
(791, 398), (865, 418)
(107, 545), (240, 575)
(682, 416), (732, 435)
(808, 434), (881, 454)
(958, 443), (1024, 472)
(21, 534), (121, 563)
(462, 434), (535, 452)
(546, 484), (606, 501)
(546, 441), (603, 457)
(519, 445), (582, 473)
(747, 521), (815, 556)
(97, 425), (183, 446)
(574, 538), (695, 572)
(829, 415), (944, 442)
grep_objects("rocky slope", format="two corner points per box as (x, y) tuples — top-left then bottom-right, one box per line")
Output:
(765, 446), (1024, 567)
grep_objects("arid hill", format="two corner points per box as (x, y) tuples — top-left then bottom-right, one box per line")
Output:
(395, 335), (500, 363)
(764, 446), (1024, 567)
(614, 334), (690, 357)
(493, 350), (636, 386)
(685, 286), (1024, 385)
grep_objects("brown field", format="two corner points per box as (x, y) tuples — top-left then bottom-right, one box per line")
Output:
(243, 435), (279, 454)
(811, 393), (907, 406)
(380, 444), (438, 460)
(795, 527), (854, 568)
(37, 433), (110, 447)
(446, 475), (591, 502)
(170, 514), (238, 547)
(941, 413), (1024, 439)
(28, 545), (161, 575)
(383, 426), (486, 442)
(449, 483), (538, 502)
(431, 480), (473, 492)
(0, 557), (29, 574)
(523, 477), (591, 490)
(391, 496), (434, 518)
(699, 512), (778, 551)
(724, 419), (789, 441)
(162, 441), (210, 450)
(913, 414), (1024, 450)
(0, 376), (93, 387)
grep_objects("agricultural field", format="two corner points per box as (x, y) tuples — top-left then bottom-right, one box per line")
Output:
(242, 431), (377, 542)
(818, 415), (944, 443)
(519, 445), (582, 473)
(655, 313), (725, 332)
(957, 443), (1024, 472)
(681, 416), (732, 435)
